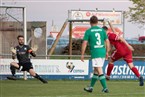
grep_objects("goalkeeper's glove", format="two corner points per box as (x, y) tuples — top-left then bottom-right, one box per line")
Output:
(31, 45), (38, 52)
(10, 47), (16, 54)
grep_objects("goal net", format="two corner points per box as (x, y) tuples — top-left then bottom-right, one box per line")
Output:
(0, 6), (26, 58)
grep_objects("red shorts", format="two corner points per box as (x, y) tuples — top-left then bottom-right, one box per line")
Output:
(111, 50), (133, 63)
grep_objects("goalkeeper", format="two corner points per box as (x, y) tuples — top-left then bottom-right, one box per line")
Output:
(7, 35), (47, 83)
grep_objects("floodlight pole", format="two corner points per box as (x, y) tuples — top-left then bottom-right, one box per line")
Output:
(69, 21), (72, 59)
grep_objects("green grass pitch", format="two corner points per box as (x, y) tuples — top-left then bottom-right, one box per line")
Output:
(0, 80), (145, 97)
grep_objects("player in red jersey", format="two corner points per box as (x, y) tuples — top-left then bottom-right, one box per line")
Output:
(102, 25), (144, 86)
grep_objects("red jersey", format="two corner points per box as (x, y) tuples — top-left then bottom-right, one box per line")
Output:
(107, 32), (130, 53)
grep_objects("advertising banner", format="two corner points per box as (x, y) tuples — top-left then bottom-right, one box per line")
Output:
(31, 59), (89, 75)
(104, 61), (145, 80)
(68, 10), (124, 39)
(69, 10), (123, 24)
(89, 60), (145, 80)
(0, 59), (144, 80)
(0, 59), (19, 75)
(0, 59), (89, 75)
(72, 26), (89, 39)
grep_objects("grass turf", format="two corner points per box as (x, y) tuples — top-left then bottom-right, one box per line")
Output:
(0, 79), (145, 97)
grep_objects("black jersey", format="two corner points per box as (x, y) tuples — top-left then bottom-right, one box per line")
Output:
(16, 45), (32, 63)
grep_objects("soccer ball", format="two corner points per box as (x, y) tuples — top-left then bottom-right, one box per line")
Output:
(66, 62), (74, 69)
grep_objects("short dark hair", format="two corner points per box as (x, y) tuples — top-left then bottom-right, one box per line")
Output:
(102, 26), (108, 31)
(17, 35), (24, 40)
(90, 16), (98, 24)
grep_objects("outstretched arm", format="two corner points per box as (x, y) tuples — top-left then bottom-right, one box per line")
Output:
(103, 19), (106, 26)
(107, 20), (118, 34)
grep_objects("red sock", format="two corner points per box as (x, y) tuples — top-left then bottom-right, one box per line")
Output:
(107, 63), (114, 76)
(131, 67), (140, 78)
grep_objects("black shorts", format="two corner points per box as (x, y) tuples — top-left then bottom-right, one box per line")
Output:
(18, 62), (33, 72)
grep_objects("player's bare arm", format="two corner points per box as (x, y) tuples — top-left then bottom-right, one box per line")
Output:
(81, 41), (88, 62)
(118, 37), (134, 51)
(105, 39), (111, 60)
(108, 21), (117, 34)
(107, 20), (120, 36)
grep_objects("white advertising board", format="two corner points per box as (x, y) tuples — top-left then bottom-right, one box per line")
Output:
(69, 10), (123, 25)
(68, 10), (124, 38)
(0, 59), (89, 75)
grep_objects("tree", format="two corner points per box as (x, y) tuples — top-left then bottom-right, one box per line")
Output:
(125, 0), (145, 25)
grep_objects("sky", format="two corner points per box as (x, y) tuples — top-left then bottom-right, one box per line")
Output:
(1, 0), (145, 39)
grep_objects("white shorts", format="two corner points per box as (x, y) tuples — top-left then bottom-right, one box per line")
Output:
(92, 58), (105, 67)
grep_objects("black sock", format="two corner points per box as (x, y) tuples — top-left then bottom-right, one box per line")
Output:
(34, 73), (45, 81)
(34, 73), (41, 79)
(34, 73), (47, 83)
(10, 65), (16, 76)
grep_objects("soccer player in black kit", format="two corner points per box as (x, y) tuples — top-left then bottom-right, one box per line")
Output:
(7, 35), (47, 83)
